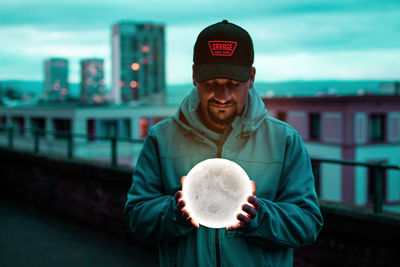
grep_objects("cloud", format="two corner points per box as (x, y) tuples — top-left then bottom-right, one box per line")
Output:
(0, 0), (399, 84)
(255, 49), (400, 81)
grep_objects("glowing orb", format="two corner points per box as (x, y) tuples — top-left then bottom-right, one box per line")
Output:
(182, 158), (252, 228)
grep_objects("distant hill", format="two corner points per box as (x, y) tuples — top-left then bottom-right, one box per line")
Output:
(0, 80), (81, 97)
(254, 80), (382, 97)
(0, 79), (390, 105)
(165, 80), (385, 105)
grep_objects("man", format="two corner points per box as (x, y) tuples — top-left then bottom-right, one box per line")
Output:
(124, 20), (323, 267)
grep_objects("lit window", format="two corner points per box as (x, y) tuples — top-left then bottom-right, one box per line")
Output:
(141, 45), (150, 53)
(119, 81), (125, 87)
(139, 118), (149, 139)
(130, 81), (138, 88)
(131, 62), (140, 71)
(92, 94), (102, 103)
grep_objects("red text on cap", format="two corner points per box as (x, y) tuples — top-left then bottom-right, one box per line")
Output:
(208, 41), (237, 56)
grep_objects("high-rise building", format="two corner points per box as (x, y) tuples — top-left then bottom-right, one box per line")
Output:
(112, 21), (165, 105)
(44, 58), (69, 101)
(81, 59), (105, 103)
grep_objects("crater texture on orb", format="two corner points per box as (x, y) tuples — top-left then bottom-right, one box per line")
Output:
(182, 158), (252, 228)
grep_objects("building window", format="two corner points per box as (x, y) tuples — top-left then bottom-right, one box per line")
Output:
(31, 118), (46, 136)
(87, 119), (96, 141)
(367, 165), (387, 203)
(369, 114), (385, 142)
(139, 118), (149, 139)
(0, 116), (6, 133)
(122, 119), (131, 139)
(53, 119), (71, 139)
(276, 112), (286, 122)
(311, 160), (321, 197)
(100, 120), (118, 138)
(309, 113), (321, 140)
(12, 117), (25, 136)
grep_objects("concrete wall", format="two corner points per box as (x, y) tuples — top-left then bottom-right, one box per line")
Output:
(1, 148), (399, 266)
(0, 147), (144, 244)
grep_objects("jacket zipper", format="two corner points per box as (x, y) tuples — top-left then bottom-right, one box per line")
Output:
(215, 228), (220, 267)
(216, 143), (222, 267)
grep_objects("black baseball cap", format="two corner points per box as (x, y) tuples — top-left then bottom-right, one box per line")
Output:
(193, 20), (254, 82)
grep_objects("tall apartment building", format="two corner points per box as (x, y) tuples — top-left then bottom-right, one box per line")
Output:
(44, 58), (69, 101)
(80, 59), (105, 103)
(112, 21), (165, 105)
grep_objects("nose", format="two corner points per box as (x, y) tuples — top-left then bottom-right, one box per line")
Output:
(214, 85), (231, 103)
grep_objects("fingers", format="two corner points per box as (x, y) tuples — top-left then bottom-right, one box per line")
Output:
(237, 213), (252, 225)
(227, 194), (260, 231)
(251, 180), (257, 195)
(242, 203), (257, 218)
(176, 198), (186, 211)
(175, 189), (199, 228)
(175, 190), (183, 204)
(190, 218), (200, 228)
(226, 221), (244, 231)
(181, 176), (186, 186)
(247, 195), (260, 211)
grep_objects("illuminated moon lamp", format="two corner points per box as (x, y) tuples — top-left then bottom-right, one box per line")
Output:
(182, 158), (252, 228)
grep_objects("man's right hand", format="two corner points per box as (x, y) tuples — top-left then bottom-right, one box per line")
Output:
(174, 176), (199, 228)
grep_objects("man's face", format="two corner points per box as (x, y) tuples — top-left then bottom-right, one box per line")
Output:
(193, 67), (255, 132)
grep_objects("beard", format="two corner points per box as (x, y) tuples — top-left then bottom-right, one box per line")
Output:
(207, 99), (238, 125)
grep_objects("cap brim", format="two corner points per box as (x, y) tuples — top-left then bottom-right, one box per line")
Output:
(194, 64), (251, 82)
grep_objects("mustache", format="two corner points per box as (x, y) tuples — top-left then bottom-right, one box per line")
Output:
(208, 99), (236, 105)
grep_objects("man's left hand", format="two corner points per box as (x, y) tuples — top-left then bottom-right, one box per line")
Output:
(226, 180), (259, 231)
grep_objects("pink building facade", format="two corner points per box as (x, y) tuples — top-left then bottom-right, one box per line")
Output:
(264, 95), (400, 212)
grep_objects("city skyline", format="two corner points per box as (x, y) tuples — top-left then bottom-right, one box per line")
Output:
(0, 0), (399, 85)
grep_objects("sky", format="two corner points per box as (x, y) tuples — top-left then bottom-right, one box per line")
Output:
(0, 0), (399, 86)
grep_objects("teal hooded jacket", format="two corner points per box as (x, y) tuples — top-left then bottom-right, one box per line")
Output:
(124, 87), (323, 267)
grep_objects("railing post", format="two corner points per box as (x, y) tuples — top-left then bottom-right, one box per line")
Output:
(372, 166), (384, 213)
(67, 132), (73, 159)
(33, 129), (40, 154)
(111, 136), (117, 166)
(7, 127), (13, 149)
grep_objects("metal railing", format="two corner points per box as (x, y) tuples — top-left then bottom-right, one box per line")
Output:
(0, 126), (144, 166)
(1, 125), (399, 214)
(311, 158), (400, 213)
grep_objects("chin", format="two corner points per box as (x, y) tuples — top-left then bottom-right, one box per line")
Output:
(209, 112), (236, 125)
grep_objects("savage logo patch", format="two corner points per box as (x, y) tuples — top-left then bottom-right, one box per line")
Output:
(208, 41), (237, 56)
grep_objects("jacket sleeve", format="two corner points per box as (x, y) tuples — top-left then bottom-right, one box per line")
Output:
(123, 130), (194, 242)
(240, 132), (323, 248)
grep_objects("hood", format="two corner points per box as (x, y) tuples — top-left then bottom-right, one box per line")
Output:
(173, 87), (268, 140)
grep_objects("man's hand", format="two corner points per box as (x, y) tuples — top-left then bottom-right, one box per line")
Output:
(175, 176), (199, 228)
(226, 180), (259, 231)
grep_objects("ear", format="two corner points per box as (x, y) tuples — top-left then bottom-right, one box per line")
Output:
(192, 65), (197, 86)
(249, 67), (256, 88)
